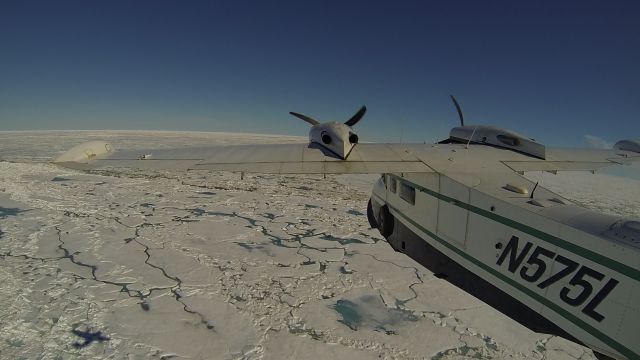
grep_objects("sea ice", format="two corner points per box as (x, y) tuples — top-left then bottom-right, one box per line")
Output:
(1, 131), (636, 359)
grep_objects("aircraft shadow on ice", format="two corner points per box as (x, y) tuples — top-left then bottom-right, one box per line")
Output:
(71, 328), (110, 348)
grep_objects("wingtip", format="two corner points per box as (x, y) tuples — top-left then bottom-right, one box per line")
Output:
(53, 140), (114, 164)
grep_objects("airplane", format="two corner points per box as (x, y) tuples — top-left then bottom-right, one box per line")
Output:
(54, 98), (640, 360)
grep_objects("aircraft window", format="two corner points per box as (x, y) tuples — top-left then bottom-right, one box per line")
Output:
(399, 182), (415, 205)
(389, 176), (397, 193)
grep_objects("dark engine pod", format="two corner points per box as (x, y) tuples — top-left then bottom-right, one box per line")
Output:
(349, 132), (359, 144)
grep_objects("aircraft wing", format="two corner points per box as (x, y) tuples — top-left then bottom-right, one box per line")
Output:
(399, 144), (640, 175)
(54, 139), (640, 175)
(191, 143), (434, 173)
(54, 142), (435, 174)
(502, 147), (640, 173)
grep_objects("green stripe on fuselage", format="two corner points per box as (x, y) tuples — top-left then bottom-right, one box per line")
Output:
(376, 175), (639, 359)
(387, 174), (640, 283)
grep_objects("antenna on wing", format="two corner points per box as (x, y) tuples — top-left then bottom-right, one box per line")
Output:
(530, 182), (539, 199)
(344, 106), (367, 127)
(289, 111), (320, 126)
(465, 126), (478, 149)
(450, 95), (464, 126)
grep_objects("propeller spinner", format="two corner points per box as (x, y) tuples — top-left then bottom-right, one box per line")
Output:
(289, 106), (366, 160)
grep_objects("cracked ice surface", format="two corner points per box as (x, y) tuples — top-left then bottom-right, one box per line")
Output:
(0, 131), (636, 359)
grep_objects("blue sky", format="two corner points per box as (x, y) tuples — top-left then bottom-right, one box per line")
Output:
(1, 0), (639, 147)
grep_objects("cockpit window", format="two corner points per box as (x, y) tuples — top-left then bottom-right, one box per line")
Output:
(399, 182), (415, 205)
(388, 175), (397, 193)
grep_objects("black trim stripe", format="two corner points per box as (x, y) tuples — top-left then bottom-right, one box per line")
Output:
(388, 174), (640, 282)
(375, 176), (639, 359)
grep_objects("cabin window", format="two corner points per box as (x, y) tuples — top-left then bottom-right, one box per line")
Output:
(399, 182), (415, 205)
(388, 176), (397, 193)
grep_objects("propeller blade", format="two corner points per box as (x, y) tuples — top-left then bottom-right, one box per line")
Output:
(289, 111), (320, 126)
(450, 95), (464, 127)
(344, 106), (367, 127)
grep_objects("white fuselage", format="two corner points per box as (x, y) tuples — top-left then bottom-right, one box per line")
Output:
(369, 172), (639, 360)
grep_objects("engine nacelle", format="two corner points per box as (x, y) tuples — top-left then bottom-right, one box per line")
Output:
(614, 139), (640, 154)
(448, 125), (546, 159)
(308, 122), (359, 160)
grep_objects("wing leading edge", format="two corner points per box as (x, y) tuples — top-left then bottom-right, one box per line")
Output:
(54, 142), (435, 174)
(54, 138), (640, 175)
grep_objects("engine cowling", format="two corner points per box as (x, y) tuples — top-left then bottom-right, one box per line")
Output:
(448, 125), (546, 159)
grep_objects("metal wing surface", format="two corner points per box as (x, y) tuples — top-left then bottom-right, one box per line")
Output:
(191, 143), (434, 173)
(55, 142), (434, 174)
(399, 144), (640, 175)
(503, 148), (640, 173)
(54, 140), (639, 175)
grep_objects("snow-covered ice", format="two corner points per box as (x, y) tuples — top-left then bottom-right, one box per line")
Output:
(1, 131), (637, 359)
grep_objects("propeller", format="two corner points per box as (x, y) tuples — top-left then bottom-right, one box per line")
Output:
(290, 106), (367, 127)
(289, 111), (320, 125)
(450, 95), (464, 126)
(344, 106), (367, 127)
